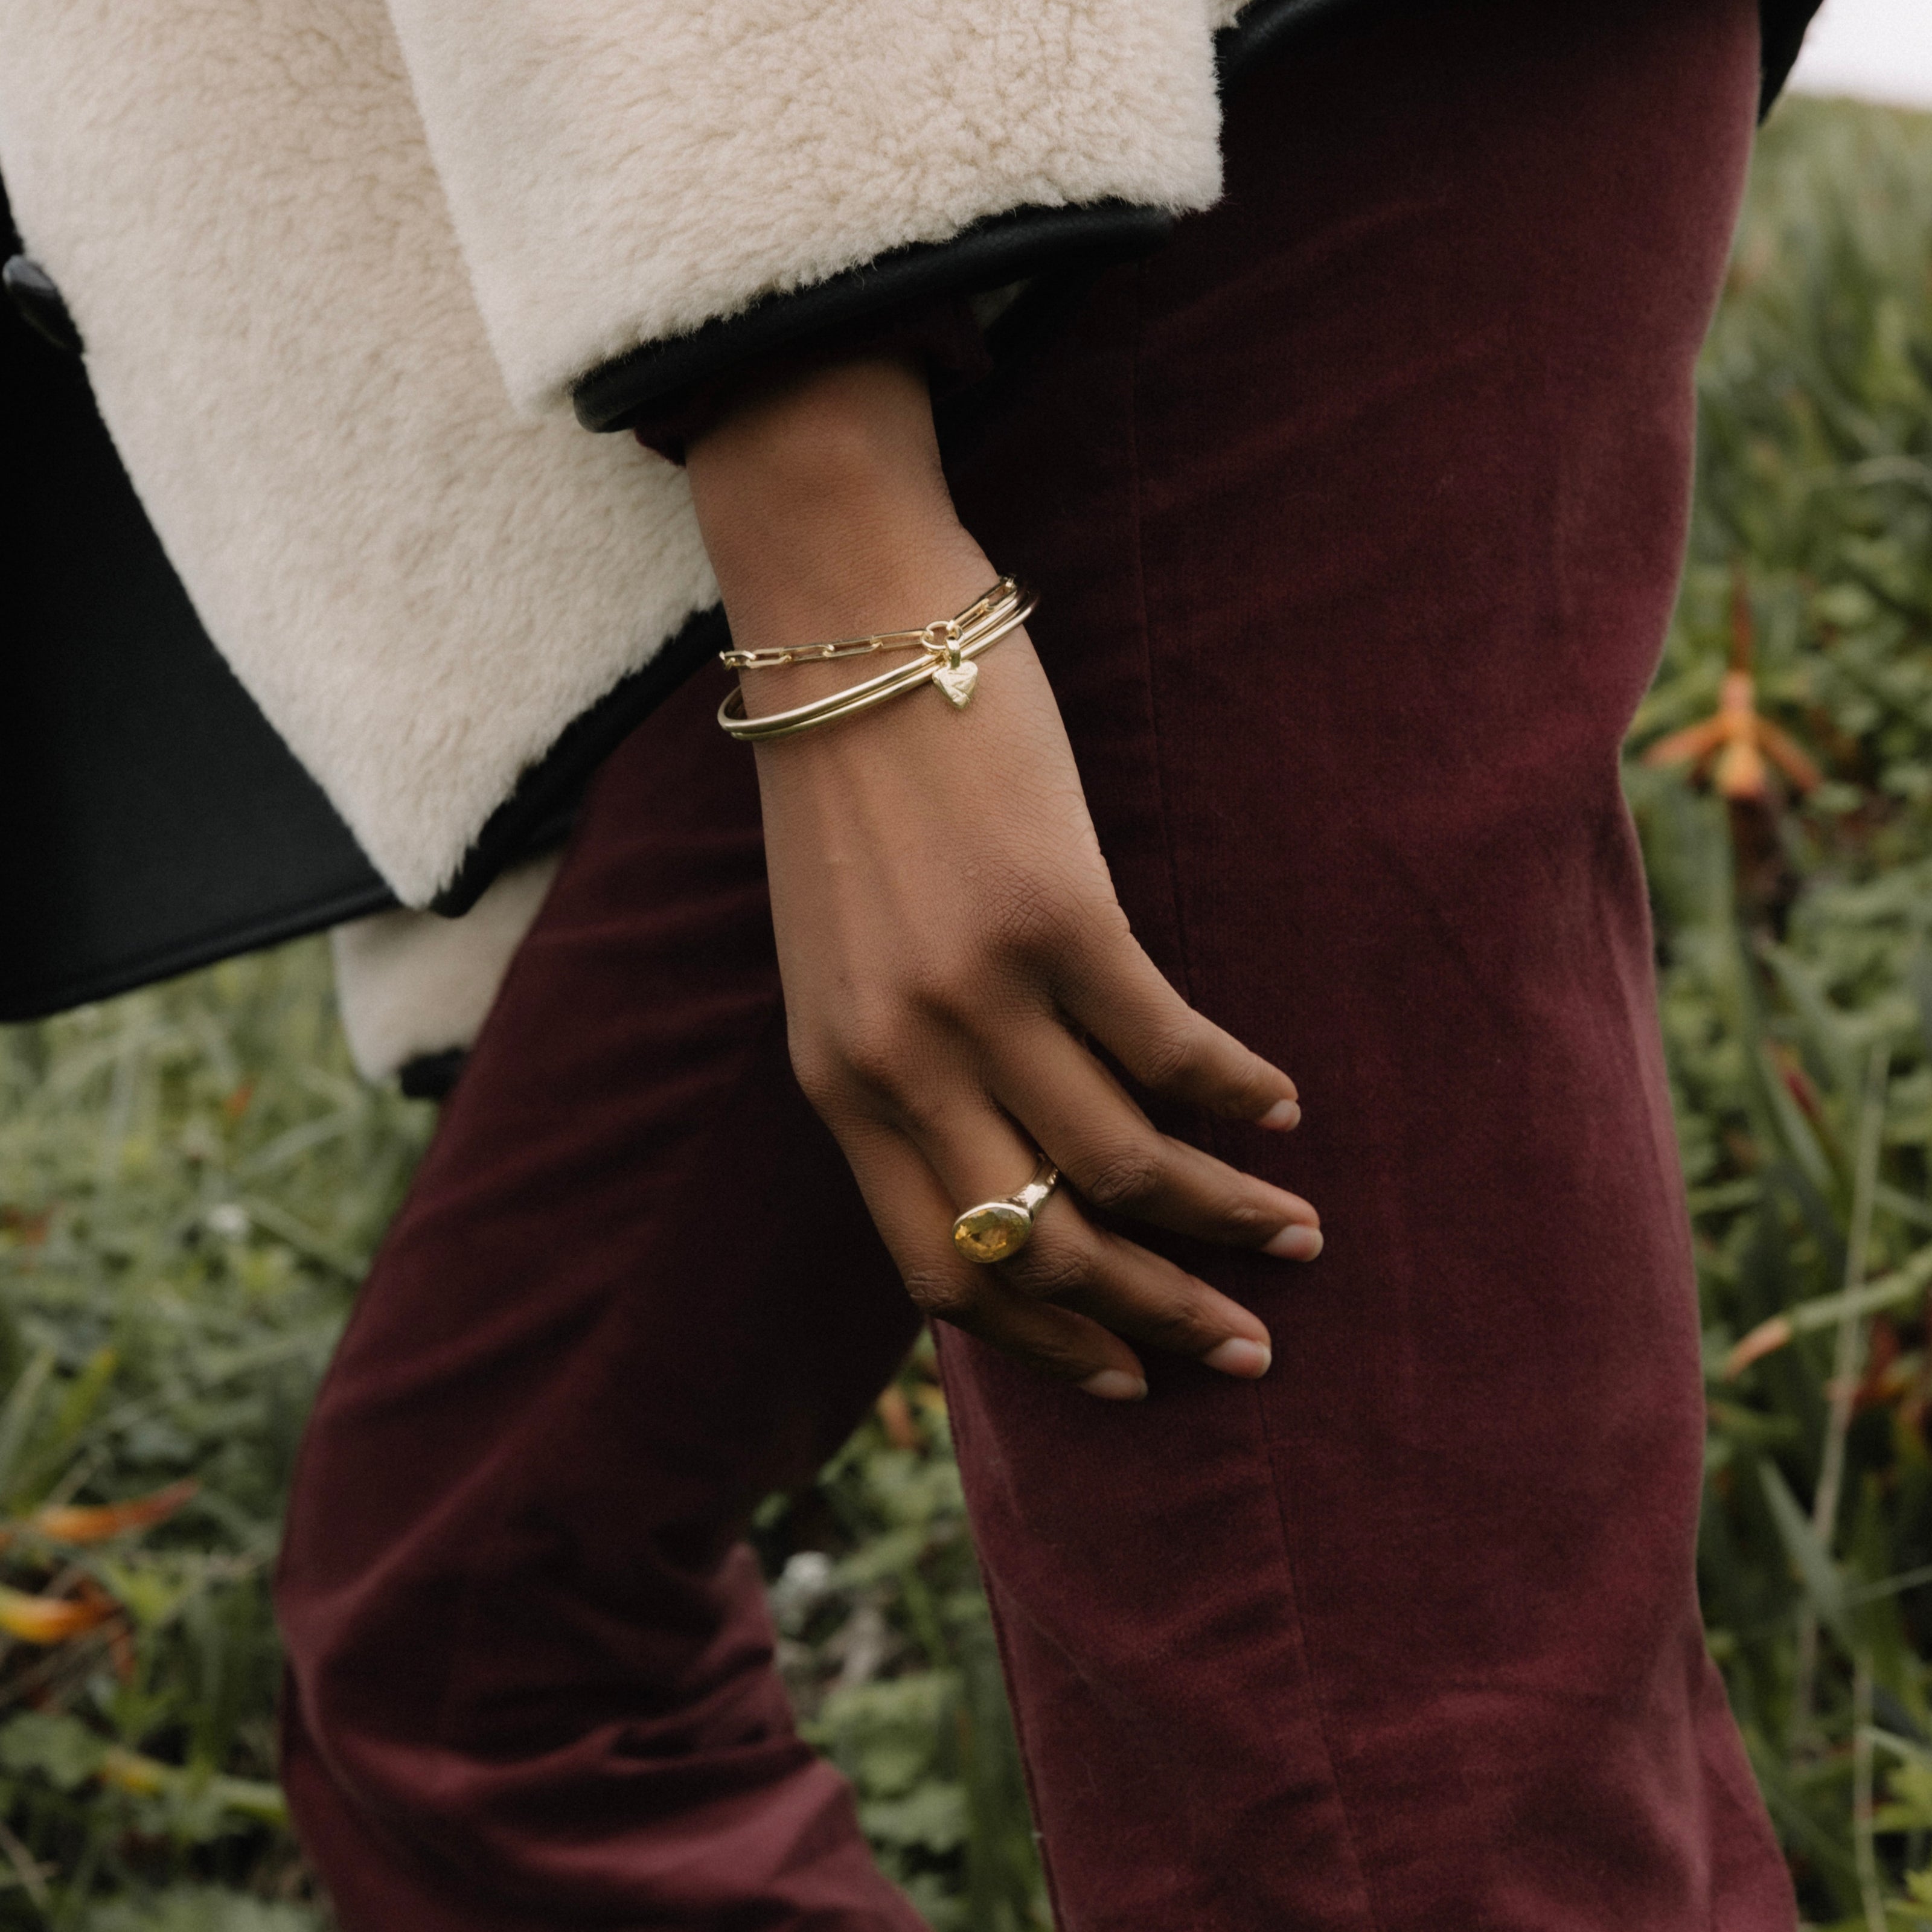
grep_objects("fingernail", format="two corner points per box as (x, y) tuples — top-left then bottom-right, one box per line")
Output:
(1259, 1098), (1301, 1131)
(1264, 1223), (1323, 1261)
(1080, 1369), (1149, 1401)
(1203, 1337), (1272, 1378)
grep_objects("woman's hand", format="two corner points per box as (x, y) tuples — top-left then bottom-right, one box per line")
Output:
(686, 353), (1320, 1399)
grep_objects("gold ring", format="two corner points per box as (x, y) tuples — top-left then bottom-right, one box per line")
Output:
(952, 1158), (1060, 1265)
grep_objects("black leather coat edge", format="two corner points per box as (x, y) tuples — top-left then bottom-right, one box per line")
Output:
(1760, 0), (1826, 118)
(564, 0), (1363, 435)
(1222, 0), (1823, 118)
(1217, 0), (1376, 96)
(2, 255), (82, 353)
(0, 875), (395, 1024)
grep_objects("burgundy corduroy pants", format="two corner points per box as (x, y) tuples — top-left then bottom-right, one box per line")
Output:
(275, 0), (1800, 1923)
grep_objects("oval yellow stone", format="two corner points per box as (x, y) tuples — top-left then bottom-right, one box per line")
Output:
(952, 1201), (1032, 1264)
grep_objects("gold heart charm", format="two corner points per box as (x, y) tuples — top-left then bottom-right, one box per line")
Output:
(933, 660), (979, 708)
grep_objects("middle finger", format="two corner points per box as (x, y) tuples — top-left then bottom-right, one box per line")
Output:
(987, 1026), (1322, 1259)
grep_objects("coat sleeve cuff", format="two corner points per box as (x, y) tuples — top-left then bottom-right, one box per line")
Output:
(572, 200), (1171, 434)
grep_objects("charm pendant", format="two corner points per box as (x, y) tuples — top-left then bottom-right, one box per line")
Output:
(933, 659), (979, 708)
(929, 619), (979, 708)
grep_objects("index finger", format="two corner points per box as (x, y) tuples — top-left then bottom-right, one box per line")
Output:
(1057, 935), (1300, 1129)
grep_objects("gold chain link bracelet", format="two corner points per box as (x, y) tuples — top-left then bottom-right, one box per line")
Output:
(716, 578), (1035, 744)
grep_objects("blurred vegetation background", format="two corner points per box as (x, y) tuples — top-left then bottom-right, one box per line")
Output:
(0, 90), (1928, 1932)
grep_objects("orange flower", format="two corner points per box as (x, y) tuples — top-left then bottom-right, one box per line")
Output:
(0, 1587), (113, 1645)
(0, 1208), (50, 1247)
(1643, 572), (1823, 801)
(25, 1479), (197, 1546)
(1643, 670), (1823, 799)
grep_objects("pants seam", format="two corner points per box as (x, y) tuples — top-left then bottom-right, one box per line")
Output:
(1124, 255), (1386, 1932)
(936, 1345), (1072, 1931)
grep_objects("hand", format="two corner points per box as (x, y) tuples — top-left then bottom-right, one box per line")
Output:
(686, 354), (1320, 1399)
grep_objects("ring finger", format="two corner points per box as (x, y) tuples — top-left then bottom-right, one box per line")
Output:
(895, 1102), (1275, 1381)
(837, 1125), (1151, 1396)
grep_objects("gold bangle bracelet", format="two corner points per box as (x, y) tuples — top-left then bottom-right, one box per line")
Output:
(717, 580), (1035, 744)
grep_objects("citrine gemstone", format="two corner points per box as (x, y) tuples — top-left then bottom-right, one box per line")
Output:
(953, 1200), (1032, 1263)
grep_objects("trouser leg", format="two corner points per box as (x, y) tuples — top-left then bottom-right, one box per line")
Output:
(276, 669), (925, 1929)
(939, 0), (1795, 1925)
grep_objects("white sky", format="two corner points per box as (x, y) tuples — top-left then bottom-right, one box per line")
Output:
(1789, 0), (1932, 110)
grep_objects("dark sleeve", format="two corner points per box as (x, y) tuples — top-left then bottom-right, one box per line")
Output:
(1756, 0), (1825, 118)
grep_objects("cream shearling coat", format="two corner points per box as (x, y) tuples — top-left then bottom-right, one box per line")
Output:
(330, 854), (561, 1082)
(0, 0), (1243, 912)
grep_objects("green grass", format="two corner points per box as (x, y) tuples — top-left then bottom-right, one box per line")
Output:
(1, 91), (1929, 1930)
(1628, 93), (1932, 1930)
(0, 948), (424, 1927)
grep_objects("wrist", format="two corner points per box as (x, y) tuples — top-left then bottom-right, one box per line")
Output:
(686, 353), (986, 655)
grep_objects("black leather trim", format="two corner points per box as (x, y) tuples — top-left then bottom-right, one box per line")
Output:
(1759, 0), (1825, 118)
(1216, 0), (1377, 96)
(570, 201), (1173, 434)
(1218, 0), (1820, 116)
(2, 877), (395, 1024)
(398, 1047), (468, 1101)
(3, 255), (82, 355)
(427, 602), (729, 915)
